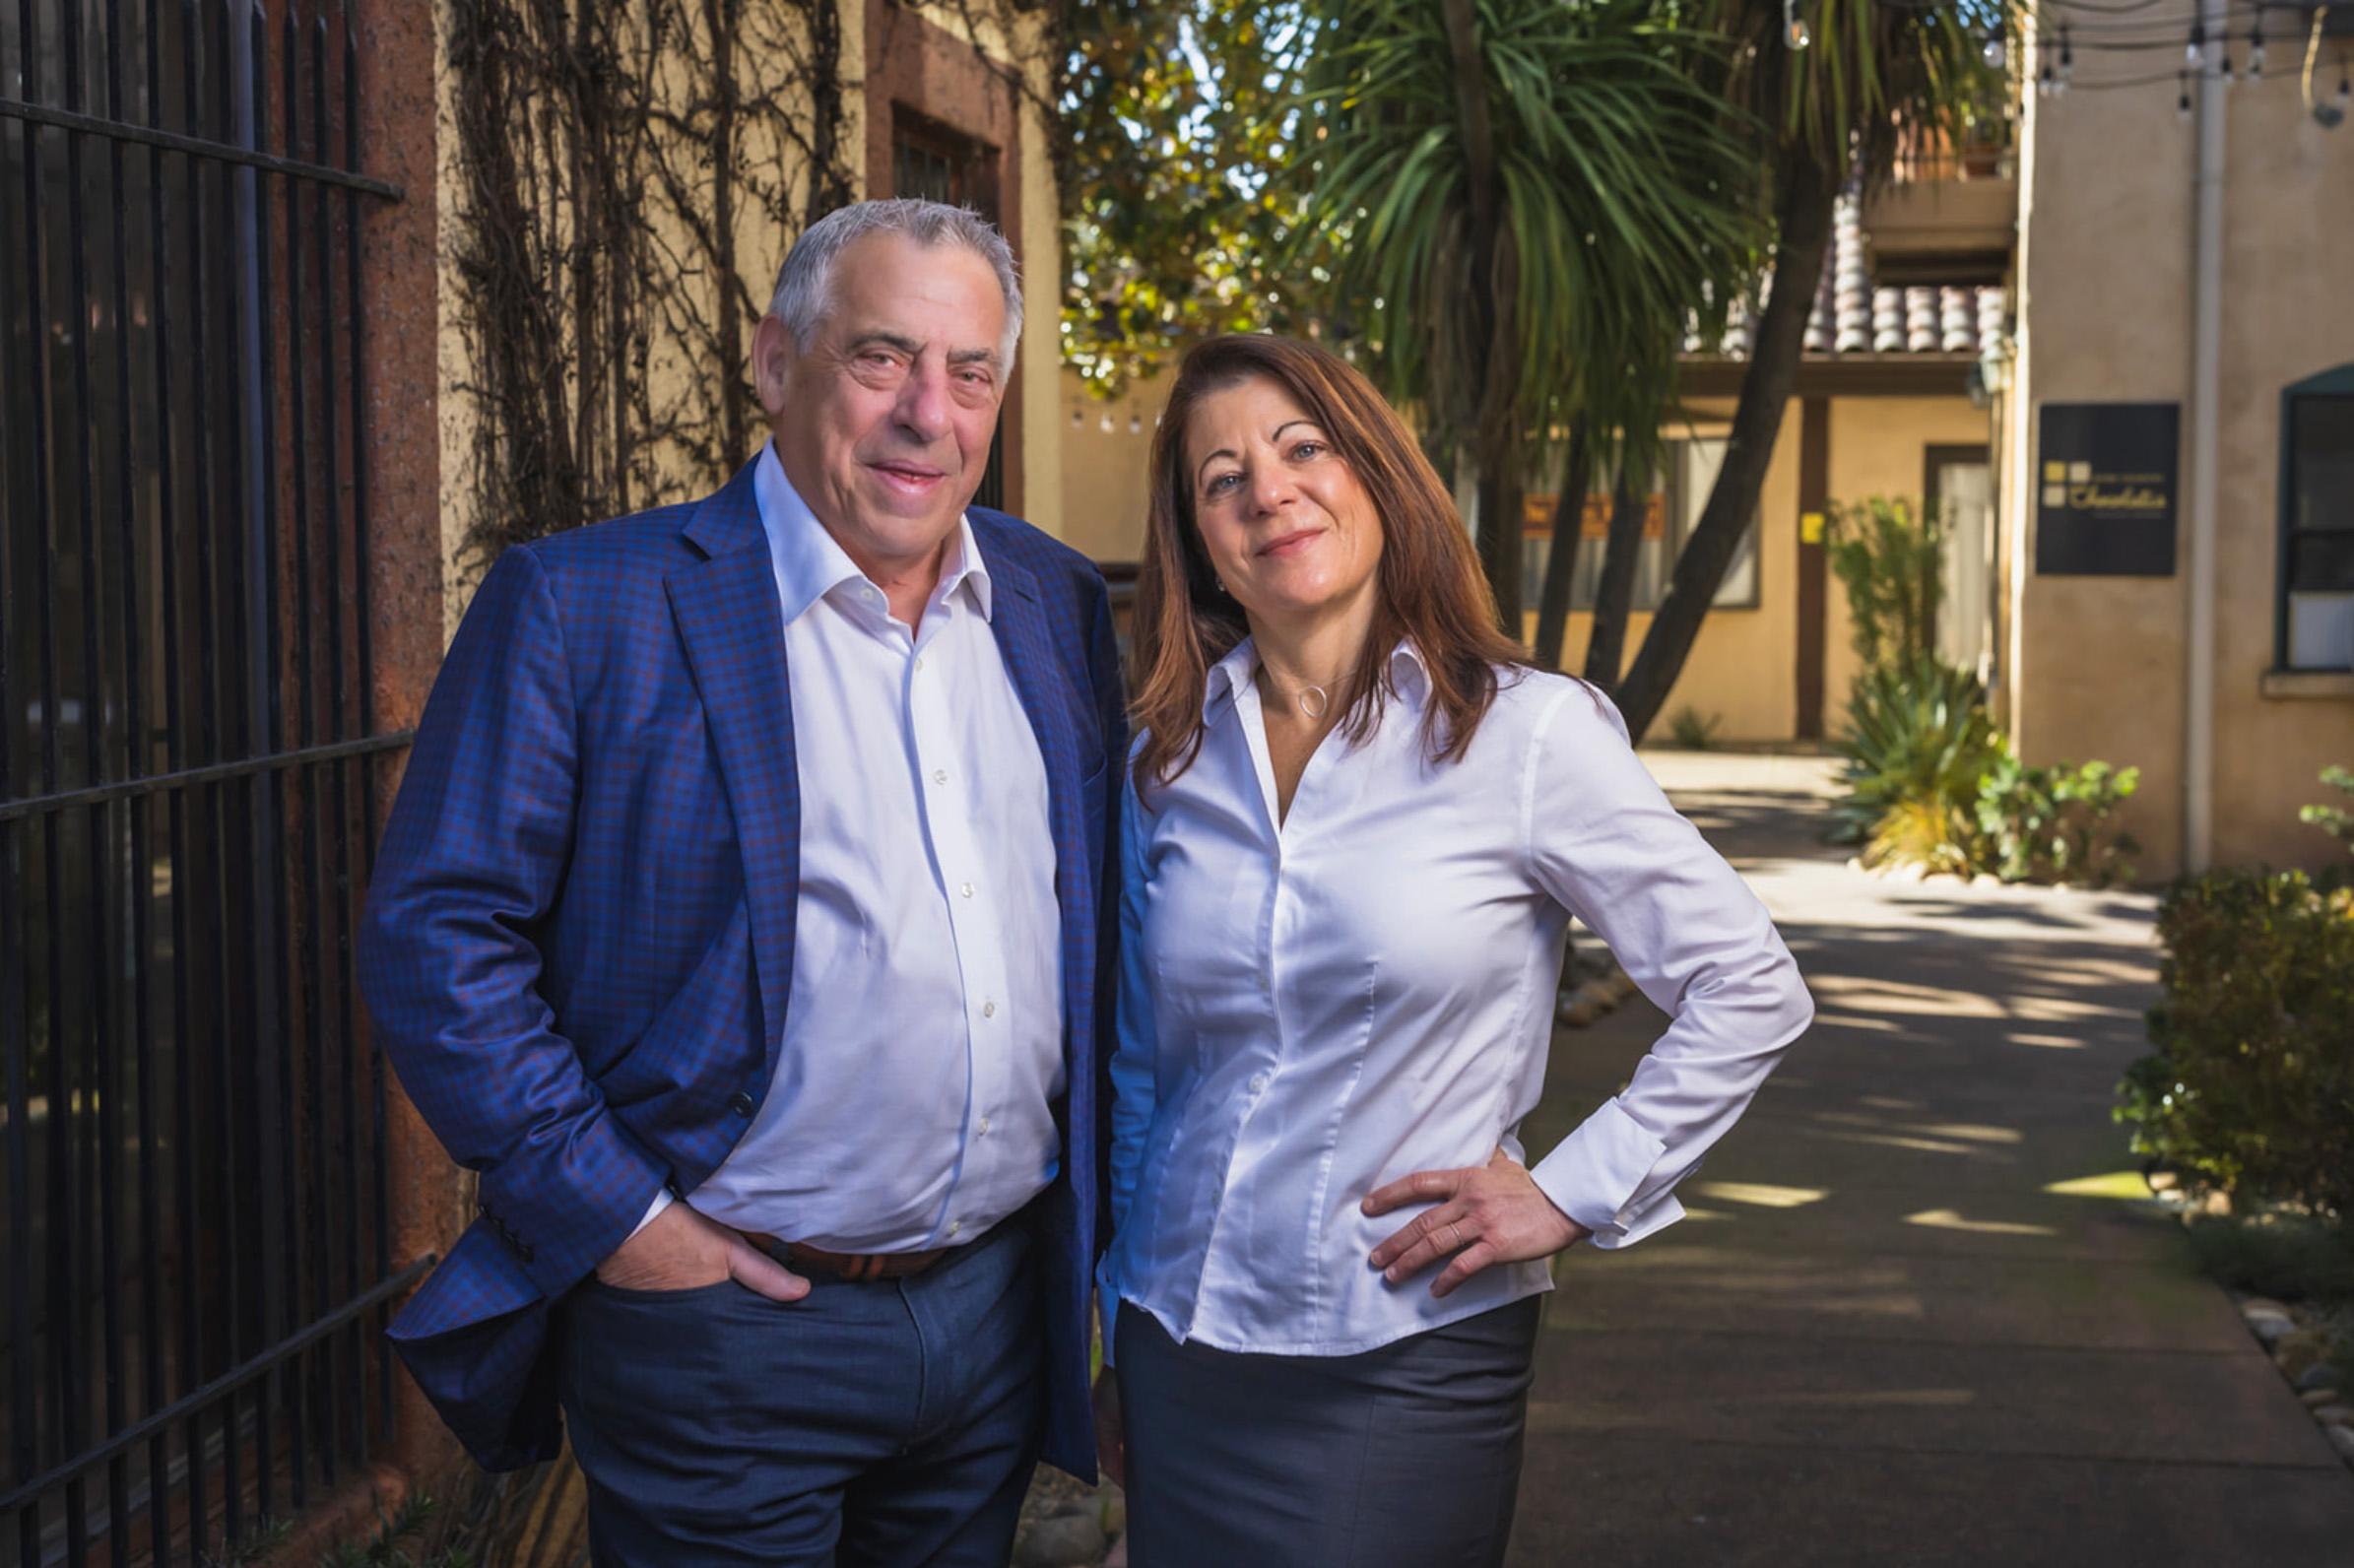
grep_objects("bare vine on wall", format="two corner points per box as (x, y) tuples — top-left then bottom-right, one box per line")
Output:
(444, 0), (856, 578)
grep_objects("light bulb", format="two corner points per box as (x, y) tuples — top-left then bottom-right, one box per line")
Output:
(1983, 33), (2005, 70)
(2249, 23), (2264, 80)
(1784, 0), (1809, 50)
(2187, 21), (2205, 69)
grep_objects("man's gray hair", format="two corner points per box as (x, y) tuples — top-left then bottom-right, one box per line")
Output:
(768, 198), (1023, 375)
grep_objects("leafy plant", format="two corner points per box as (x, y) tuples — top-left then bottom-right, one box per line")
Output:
(1830, 653), (1999, 847)
(2300, 764), (2354, 857)
(1825, 494), (1946, 675)
(2117, 869), (2354, 1221)
(1667, 705), (1722, 750)
(317, 1493), (473, 1568)
(1972, 754), (2140, 887)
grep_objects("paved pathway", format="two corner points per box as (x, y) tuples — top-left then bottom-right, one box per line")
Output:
(1507, 752), (2354, 1566)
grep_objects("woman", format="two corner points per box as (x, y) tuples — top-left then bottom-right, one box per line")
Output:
(1092, 334), (1813, 1566)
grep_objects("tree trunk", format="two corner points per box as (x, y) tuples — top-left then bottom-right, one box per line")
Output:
(1613, 151), (1840, 741)
(1533, 421), (1593, 670)
(1584, 463), (1647, 690)
(1474, 456), (1526, 639)
(1441, 0), (1522, 637)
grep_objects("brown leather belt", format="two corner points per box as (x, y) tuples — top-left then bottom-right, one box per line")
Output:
(740, 1232), (951, 1282)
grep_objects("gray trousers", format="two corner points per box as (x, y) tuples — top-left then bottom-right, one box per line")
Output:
(1115, 1294), (1542, 1568)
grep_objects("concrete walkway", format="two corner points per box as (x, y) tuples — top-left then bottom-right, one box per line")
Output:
(1508, 752), (2354, 1566)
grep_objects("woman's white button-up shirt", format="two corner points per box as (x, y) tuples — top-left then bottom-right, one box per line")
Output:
(1100, 639), (1813, 1360)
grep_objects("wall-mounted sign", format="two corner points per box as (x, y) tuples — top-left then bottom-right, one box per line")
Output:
(2034, 402), (2179, 576)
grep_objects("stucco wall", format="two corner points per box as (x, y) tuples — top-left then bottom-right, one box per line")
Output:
(2012, 3), (2354, 876)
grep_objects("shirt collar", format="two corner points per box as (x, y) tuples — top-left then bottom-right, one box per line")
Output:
(1204, 635), (1429, 720)
(754, 440), (993, 626)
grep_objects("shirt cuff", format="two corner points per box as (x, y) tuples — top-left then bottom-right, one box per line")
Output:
(1531, 1097), (1680, 1249)
(626, 1186), (675, 1240)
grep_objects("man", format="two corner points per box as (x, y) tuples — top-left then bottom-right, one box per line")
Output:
(360, 199), (1124, 1564)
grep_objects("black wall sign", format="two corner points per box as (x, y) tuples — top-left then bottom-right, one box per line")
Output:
(2034, 402), (2180, 576)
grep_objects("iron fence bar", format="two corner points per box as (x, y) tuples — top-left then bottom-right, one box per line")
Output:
(57, 0), (105, 1557)
(241, 0), (293, 1523)
(0, 95), (401, 198)
(214, 1), (254, 1536)
(0, 732), (416, 822)
(3, 14), (45, 1564)
(175, 3), (223, 1546)
(278, 2), (324, 1502)
(93, 0), (146, 1554)
(0, 1260), (435, 1520)
(136, 3), (181, 1552)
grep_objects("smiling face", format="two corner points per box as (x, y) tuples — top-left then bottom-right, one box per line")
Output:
(1183, 374), (1386, 633)
(754, 229), (1008, 584)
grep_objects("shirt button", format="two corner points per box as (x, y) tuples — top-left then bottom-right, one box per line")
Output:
(913, 655), (925, 673)
(1249, 1072), (1271, 1093)
(933, 768), (948, 785)
(960, 882), (975, 898)
(947, 1219), (962, 1237)
(729, 1090), (756, 1117)
(982, 999), (997, 1018)
(977, 1116), (992, 1137)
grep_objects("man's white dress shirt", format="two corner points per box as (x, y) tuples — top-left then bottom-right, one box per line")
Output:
(1101, 639), (1812, 1358)
(645, 443), (1064, 1253)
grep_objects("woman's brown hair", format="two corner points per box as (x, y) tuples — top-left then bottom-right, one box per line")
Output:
(1131, 333), (1528, 791)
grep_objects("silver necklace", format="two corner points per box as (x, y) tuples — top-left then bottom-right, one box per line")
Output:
(1261, 668), (1339, 720)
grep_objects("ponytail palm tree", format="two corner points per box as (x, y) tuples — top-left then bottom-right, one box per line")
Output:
(1286, 0), (1763, 633)
(1605, 0), (1998, 738)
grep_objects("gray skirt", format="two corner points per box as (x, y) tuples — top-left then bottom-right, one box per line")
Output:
(1114, 1294), (1543, 1568)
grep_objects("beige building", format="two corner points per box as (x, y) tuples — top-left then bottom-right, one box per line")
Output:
(2001, 0), (2354, 875)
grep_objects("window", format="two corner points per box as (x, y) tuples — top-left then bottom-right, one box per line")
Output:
(1521, 437), (1759, 614)
(2280, 368), (2354, 672)
(889, 109), (1007, 511)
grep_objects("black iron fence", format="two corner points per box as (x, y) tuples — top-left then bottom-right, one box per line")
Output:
(2, 4), (418, 1564)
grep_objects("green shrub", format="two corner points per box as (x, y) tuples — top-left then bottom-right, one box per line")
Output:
(1667, 705), (1722, 750)
(2183, 1212), (2354, 1302)
(2117, 868), (2354, 1220)
(1972, 753), (2140, 887)
(1825, 495), (1946, 675)
(2301, 764), (2354, 860)
(1831, 653), (1999, 847)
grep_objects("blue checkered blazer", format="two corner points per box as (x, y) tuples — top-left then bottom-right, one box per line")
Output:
(359, 460), (1125, 1477)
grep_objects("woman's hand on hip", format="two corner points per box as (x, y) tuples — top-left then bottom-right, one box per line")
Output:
(1363, 1148), (1592, 1298)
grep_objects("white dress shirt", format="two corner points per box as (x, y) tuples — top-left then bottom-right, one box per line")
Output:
(1101, 639), (1812, 1359)
(647, 443), (1064, 1253)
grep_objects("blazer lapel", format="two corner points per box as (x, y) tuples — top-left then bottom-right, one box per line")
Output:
(986, 557), (1091, 1071)
(668, 463), (800, 1076)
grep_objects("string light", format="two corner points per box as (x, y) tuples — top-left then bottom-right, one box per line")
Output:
(2060, 26), (2075, 89)
(2187, 17), (2206, 69)
(1984, 26), (2006, 70)
(2248, 15), (2266, 79)
(2178, 66), (2193, 119)
(1784, 0), (1810, 50)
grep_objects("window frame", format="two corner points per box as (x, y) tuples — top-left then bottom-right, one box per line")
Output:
(2275, 363), (2354, 674)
